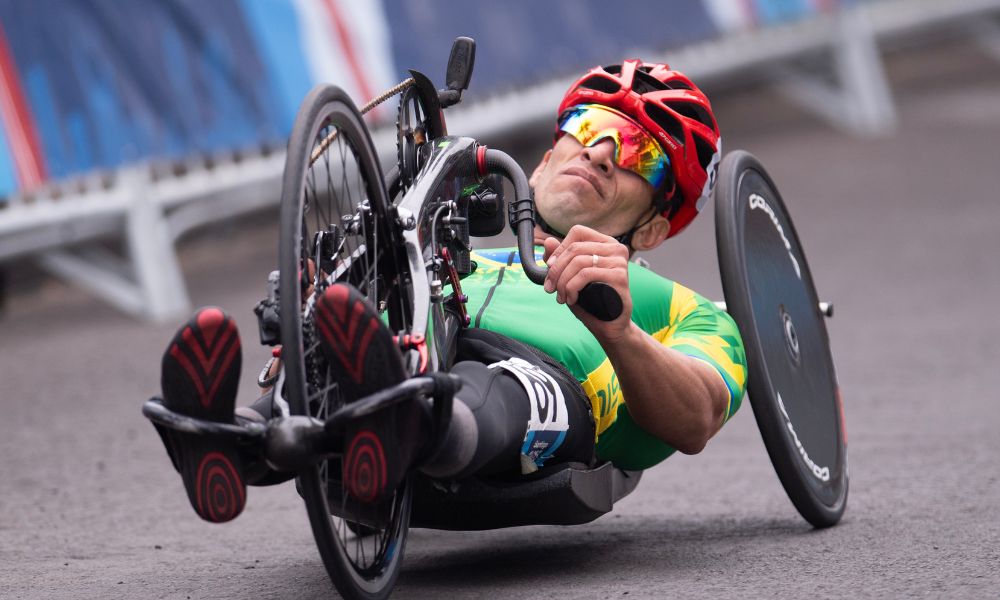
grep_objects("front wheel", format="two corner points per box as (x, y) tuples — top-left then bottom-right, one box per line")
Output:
(278, 84), (413, 599)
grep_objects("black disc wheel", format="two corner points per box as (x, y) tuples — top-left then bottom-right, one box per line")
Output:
(714, 150), (848, 528)
(278, 84), (414, 599)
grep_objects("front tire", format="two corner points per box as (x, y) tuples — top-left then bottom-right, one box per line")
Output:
(278, 84), (413, 599)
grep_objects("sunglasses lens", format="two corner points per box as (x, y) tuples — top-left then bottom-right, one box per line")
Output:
(558, 105), (669, 189)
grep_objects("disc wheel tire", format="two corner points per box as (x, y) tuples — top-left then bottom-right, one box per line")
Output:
(714, 150), (848, 528)
(279, 84), (413, 599)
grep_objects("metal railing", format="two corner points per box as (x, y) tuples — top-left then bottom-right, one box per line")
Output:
(1, 0), (997, 320)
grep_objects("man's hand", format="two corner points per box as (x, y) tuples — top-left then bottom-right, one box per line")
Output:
(542, 225), (632, 342)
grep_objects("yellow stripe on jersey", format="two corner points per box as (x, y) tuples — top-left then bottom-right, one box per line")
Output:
(668, 283), (699, 325)
(579, 357), (623, 439)
(664, 338), (745, 422)
(669, 335), (746, 390)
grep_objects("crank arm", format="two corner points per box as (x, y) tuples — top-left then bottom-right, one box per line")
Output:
(143, 398), (267, 442)
(267, 373), (462, 470)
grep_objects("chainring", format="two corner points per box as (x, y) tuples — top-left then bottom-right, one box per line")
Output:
(396, 85), (425, 191)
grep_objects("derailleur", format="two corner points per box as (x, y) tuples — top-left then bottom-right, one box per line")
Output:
(253, 270), (281, 347)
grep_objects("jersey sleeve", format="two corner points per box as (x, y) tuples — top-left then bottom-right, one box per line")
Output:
(652, 282), (747, 423)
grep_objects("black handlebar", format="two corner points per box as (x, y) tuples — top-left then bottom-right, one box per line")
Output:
(481, 148), (624, 322)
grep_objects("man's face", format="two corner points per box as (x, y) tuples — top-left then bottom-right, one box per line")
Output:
(530, 134), (657, 238)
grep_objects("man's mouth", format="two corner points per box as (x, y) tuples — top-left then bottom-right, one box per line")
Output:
(561, 166), (604, 198)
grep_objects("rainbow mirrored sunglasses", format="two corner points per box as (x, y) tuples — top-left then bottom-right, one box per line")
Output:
(556, 104), (671, 190)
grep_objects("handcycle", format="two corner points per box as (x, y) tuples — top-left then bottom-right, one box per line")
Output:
(143, 37), (847, 600)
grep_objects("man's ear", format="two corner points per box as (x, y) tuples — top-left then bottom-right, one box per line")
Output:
(529, 149), (553, 189)
(631, 213), (671, 252)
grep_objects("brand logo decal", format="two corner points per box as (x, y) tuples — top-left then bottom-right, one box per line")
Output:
(777, 392), (830, 482)
(748, 193), (801, 280)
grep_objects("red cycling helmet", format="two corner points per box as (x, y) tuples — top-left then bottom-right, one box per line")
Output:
(557, 60), (722, 238)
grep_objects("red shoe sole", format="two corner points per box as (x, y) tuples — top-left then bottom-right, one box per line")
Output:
(159, 307), (246, 523)
(315, 285), (423, 504)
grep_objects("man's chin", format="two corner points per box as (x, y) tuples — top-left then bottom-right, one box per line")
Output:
(536, 189), (600, 230)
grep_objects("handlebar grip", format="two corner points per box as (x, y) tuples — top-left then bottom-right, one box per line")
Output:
(576, 282), (623, 322)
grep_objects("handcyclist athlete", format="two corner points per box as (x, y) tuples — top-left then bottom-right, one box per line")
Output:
(154, 60), (748, 522)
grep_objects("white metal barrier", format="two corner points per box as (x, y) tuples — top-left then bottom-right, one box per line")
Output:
(1, 0), (998, 320)
(0, 150), (284, 320)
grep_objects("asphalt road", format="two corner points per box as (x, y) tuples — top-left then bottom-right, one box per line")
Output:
(2, 38), (998, 599)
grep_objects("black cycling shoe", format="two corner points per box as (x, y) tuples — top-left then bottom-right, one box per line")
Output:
(314, 283), (424, 504)
(156, 307), (247, 523)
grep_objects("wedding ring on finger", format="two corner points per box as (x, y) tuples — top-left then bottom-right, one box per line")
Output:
(592, 254), (599, 268)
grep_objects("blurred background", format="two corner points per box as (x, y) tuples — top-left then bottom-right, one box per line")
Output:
(2, 1), (999, 598)
(0, 0), (994, 316)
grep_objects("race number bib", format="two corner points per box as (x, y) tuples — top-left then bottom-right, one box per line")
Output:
(489, 357), (569, 472)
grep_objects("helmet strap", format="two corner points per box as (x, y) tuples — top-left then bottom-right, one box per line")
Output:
(613, 191), (672, 249)
(533, 204), (566, 238)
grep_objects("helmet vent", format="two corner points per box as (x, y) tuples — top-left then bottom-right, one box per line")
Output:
(579, 75), (621, 94)
(664, 101), (714, 129)
(644, 103), (684, 144)
(692, 134), (716, 170)
(663, 80), (692, 91)
(632, 70), (668, 95)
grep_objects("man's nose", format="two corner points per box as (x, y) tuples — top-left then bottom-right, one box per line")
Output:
(581, 139), (617, 176)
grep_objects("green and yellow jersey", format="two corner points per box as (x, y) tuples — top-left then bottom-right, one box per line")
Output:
(459, 247), (747, 470)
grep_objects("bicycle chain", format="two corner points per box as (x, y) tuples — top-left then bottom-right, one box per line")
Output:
(310, 78), (415, 166)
